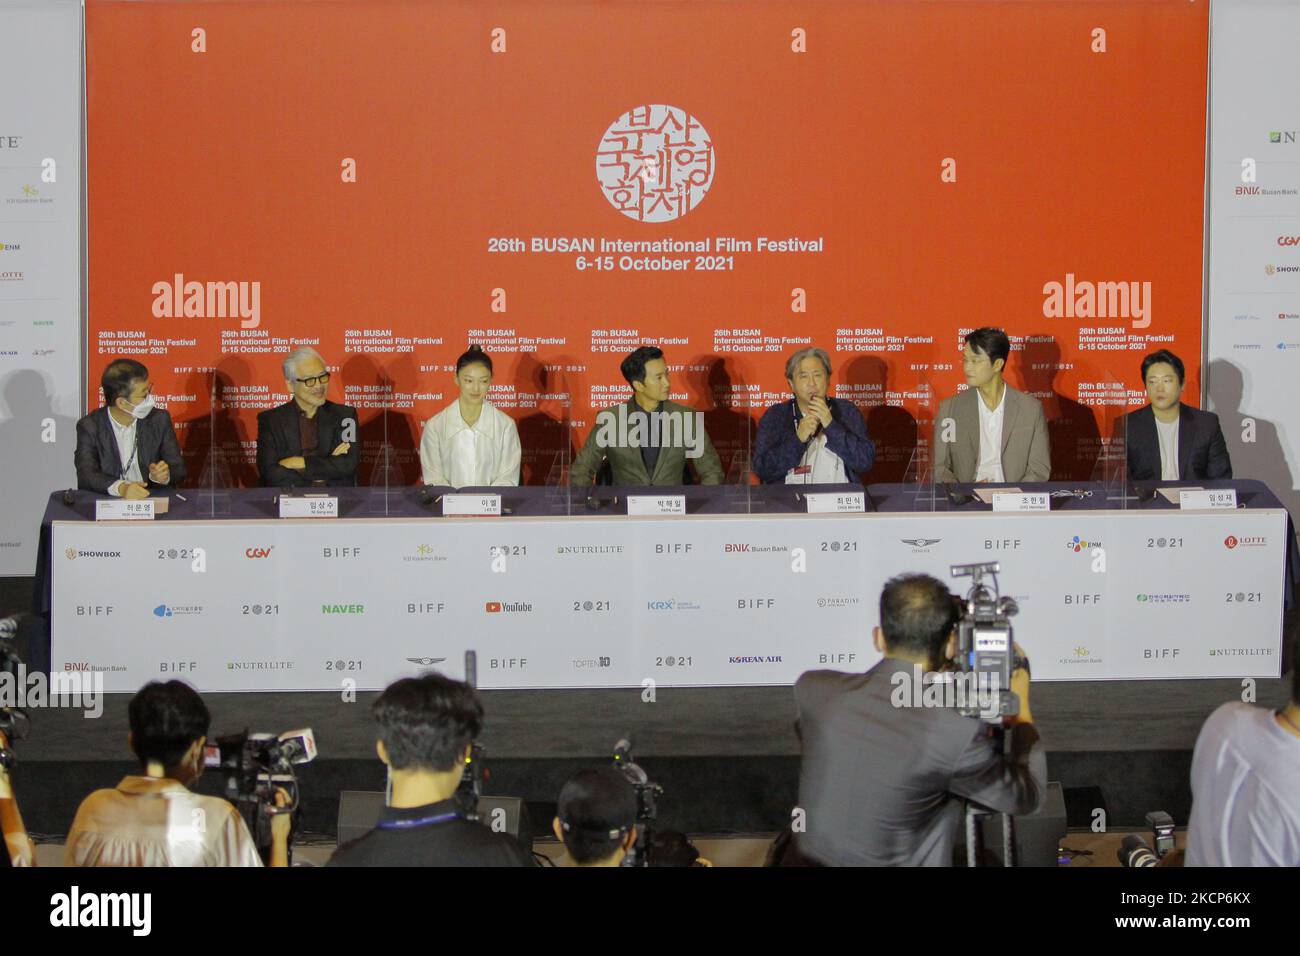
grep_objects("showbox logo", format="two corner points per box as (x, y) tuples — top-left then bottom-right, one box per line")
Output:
(596, 105), (715, 223)
(65, 548), (122, 560)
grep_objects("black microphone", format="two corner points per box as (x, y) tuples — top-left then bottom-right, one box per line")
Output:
(464, 650), (477, 689)
(62, 489), (75, 506)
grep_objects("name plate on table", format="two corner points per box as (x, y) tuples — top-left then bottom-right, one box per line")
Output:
(805, 491), (865, 514)
(991, 492), (1049, 512)
(95, 499), (155, 521)
(279, 495), (338, 518)
(627, 495), (685, 516)
(1179, 488), (1237, 510)
(442, 494), (502, 517)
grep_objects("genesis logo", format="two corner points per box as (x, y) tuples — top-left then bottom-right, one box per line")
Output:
(901, 538), (941, 549)
(406, 657), (447, 666)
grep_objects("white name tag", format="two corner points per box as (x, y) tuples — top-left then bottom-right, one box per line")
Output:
(627, 495), (686, 516)
(279, 495), (339, 518)
(443, 494), (502, 516)
(805, 491), (865, 513)
(95, 499), (155, 521)
(1179, 489), (1237, 510)
(992, 492), (1049, 512)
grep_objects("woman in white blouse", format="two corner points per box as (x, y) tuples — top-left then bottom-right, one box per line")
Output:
(419, 345), (521, 487)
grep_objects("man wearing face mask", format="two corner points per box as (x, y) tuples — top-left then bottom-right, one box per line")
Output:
(257, 346), (360, 487)
(65, 680), (290, 866)
(74, 359), (187, 498)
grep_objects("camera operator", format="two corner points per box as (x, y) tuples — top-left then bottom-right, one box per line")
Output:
(1186, 657), (1300, 866)
(64, 680), (290, 866)
(792, 572), (1046, 866)
(328, 672), (533, 866)
(552, 768), (639, 867)
(1, 730), (35, 866)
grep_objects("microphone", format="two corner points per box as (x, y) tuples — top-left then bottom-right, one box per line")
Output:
(613, 736), (633, 763)
(464, 650), (477, 689)
(62, 489), (75, 506)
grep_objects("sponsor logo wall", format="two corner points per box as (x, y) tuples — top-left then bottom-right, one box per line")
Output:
(83, 2), (1207, 488)
(51, 509), (1286, 692)
(0, 0), (81, 574)
(1206, 0), (1300, 528)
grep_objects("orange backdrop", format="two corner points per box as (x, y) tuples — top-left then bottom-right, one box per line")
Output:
(85, 0), (1209, 486)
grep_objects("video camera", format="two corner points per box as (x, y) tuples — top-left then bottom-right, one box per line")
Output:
(1118, 811), (1178, 867)
(612, 736), (664, 867)
(207, 728), (317, 861)
(950, 562), (1026, 720)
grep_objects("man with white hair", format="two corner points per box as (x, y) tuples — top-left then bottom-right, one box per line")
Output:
(256, 347), (359, 487)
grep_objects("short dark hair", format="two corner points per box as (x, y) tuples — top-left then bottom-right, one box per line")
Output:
(101, 359), (149, 405)
(456, 344), (493, 376)
(879, 573), (958, 667)
(128, 680), (210, 771)
(372, 672), (483, 773)
(556, 768), (637, 864)
(964, 328), (1010, 370)
(1141, 349), (1185, 386)
(620, 346), (664, 387)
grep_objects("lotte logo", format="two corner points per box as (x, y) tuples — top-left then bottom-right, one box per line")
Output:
(1225, 536), (1238, 549)
(596, 105), (715, 223)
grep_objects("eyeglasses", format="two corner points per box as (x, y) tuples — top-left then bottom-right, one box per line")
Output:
(295, 372), (331, 387)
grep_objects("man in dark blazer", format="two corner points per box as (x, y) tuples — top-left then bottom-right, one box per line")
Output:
(569, 346), (724, 486)
(794, 573), (1046, 866)
(1118, 349), (1232, 481)
(257, 347), (359, 487)
(75, 359), (186, 497)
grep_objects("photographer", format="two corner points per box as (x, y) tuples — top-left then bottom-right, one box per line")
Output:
(64, 680), (290, 867)
(552, 768), (638, 867)
(328, 673), (533, 866)
(1, 730), (35, 866)
(792, 572), (1045, 866)
(1186, 659), (1300, 866)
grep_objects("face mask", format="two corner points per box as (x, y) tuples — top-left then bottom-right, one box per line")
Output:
(123, 394), (155, 420)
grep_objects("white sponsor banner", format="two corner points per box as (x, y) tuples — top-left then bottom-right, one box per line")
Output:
(1206, 0), (1300, 530)
(0, 1), (82, 575)
(52, 509), (1287, 692)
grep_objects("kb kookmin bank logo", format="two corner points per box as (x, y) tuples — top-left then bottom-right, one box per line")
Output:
(597, 105), (715, 223)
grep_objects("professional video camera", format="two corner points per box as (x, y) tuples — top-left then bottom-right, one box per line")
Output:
(207, 728), (317, 861)
(0, 617), (30, 768)
(612, 736), (664, 867)
(453, 650), (486, 820)
(1117, 811), (1178, 867)
(950, 562), (1025, 720)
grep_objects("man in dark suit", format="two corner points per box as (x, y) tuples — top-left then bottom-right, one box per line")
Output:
(793, 573), (1046, 866)
(75, 359), (186, 497)
(257, 347), (359, 487)
(1118, 349), (1232, 481)
(569, 346), (724, 486)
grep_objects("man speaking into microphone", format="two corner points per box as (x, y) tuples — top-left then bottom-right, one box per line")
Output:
(752, 347), (875, 484)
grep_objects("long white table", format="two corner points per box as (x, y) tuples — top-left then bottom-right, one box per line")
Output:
(52, 506), (1287, 692)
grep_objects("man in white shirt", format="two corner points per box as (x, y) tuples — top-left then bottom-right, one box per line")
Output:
(933, 328), (1051, 484)
(419, 345), (521, 487)
(1186, 666), (1300, 866)
(74, 359), (186, 497)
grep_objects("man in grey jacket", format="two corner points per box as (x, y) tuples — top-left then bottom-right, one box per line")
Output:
(933, 327), (1051, 484)
(793, 573), (1046, 865)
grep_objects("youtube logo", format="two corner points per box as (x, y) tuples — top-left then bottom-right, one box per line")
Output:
(485, 602), (502, 613)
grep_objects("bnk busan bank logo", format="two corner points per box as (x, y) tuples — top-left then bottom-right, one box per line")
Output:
(596, 105), (715, 223)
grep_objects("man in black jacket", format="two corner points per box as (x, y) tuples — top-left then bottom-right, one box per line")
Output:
(74, 359), (186, 497)
(257, 347), (359, 487)
(1117, 349), (1232, 481)
(328, 673), (534, 867)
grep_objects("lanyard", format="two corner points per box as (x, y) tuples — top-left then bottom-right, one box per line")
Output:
(374, 811), (461, 830)
(116, 420), (139, 480)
